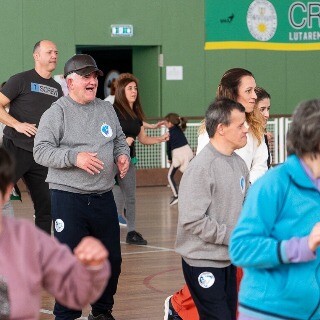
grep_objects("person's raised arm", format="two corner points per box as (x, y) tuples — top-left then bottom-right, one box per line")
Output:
(143, 120), (165, 129)
(38, 230), (110, 310)
(137, 125), (169, 145)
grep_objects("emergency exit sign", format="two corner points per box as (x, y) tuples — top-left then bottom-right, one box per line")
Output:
(111, 25), (133, 37)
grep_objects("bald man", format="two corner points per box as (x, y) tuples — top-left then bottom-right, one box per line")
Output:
(0, 40), (63, 234)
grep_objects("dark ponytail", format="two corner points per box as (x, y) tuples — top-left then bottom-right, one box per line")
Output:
(164, 113), (188, 132)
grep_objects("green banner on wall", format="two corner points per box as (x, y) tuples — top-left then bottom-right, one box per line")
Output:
(205, 0), (320, 51)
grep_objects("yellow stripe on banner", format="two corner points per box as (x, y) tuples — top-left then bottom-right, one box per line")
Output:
(204, 41), (320, 51)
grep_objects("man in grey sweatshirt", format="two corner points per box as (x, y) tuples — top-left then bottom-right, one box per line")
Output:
(34, 54), (130, 320)
(175, 98), (250, 320)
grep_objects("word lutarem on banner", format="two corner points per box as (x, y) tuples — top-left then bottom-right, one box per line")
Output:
(205, 0), (320, 51)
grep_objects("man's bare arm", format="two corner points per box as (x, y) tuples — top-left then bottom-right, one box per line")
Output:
(0, 92), (37, 137)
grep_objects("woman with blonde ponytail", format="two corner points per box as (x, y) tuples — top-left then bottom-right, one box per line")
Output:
(197, 68), (267, 184)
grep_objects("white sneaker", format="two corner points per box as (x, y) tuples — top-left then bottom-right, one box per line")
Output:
(164, 295), (172, 320)
(164, 295), (182, 319)
(169, 196), (178, 206)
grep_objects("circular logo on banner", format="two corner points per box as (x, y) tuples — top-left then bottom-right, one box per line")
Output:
(198, 272), (215, 289)
(101, 123), (113, 138)
(247, 0), (277, 41)
(55, 219), (64, 232)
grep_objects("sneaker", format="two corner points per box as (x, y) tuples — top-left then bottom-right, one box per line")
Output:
(164, 295), (182, 320)
(88, 310), (115, 320)
(118, 214), (127, 227)
(126, 231), (147, 245)
(169, 196), (178, 206)
(10, 185), (21, 201)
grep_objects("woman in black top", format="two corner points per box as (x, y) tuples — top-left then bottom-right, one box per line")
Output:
(113, 73), (168, 245)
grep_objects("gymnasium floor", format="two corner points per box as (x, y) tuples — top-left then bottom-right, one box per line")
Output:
(13, 186), (185, 320)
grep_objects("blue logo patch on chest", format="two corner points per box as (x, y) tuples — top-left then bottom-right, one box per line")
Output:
(240, 176), (246, 194)
(101, 123), (113, 138)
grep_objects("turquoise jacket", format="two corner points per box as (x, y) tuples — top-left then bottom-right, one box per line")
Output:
(230, 155), (320, 320)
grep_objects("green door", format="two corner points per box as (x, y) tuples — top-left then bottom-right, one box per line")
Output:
(132, 46), (161, 118)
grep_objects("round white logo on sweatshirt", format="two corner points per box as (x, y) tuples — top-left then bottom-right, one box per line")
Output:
(101, 123), (113, 138)
(198, 272), (215, 288)
(55, 219), (65, 232)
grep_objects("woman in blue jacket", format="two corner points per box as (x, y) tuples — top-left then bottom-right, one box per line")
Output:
(230, 98), (320, 320)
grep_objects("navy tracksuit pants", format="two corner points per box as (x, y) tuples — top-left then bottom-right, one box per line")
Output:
(51, 189), (121, 320)
(182, 258), (237, 320)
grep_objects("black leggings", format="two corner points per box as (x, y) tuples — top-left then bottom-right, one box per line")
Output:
(168, 165), (179, 197)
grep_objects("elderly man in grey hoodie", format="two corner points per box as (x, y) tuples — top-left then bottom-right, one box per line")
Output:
(175, 98), (250, 320)
(34, 54), (130, 320)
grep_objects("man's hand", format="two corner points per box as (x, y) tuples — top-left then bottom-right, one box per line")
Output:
(13, 122), (37, 137)
(74, 236), (108, 267)
(76, 152), (104, 175)
(117, 154), (130, 178)
(308, 222), (320, 252)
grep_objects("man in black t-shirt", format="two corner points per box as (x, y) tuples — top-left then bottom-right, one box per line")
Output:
(0, 40), (63, 234)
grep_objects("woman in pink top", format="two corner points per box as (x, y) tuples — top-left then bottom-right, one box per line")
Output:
(0, 147), (110, 319)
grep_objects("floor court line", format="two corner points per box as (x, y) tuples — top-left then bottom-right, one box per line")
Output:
(120, 241), (175, 253)
(122, 249), (174, 255)
(40, 309), (87, 319)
